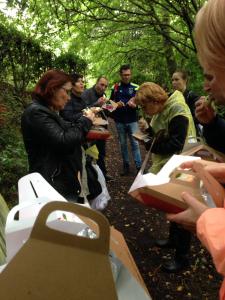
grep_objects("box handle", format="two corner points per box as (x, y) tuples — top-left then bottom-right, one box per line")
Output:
(30, 201), (110, 254)
(170, 168), (200, 188)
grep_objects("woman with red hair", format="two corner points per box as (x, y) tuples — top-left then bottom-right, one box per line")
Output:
(21, 69), (94, 201)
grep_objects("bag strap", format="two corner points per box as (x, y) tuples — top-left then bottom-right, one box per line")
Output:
(140, 129), (166, 174)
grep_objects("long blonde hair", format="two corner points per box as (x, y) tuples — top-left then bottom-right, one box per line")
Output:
(194, 0), (225, 73)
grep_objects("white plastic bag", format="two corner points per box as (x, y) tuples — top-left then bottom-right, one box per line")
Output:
(90, 164), (111, 210)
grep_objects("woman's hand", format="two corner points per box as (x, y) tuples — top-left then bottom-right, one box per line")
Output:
(195, 96), (216, 124)
(167, 192), (209, 233)
(83, 109), (95, 122)
(180, 160), (225, 184)
(138, 117), (149, 132)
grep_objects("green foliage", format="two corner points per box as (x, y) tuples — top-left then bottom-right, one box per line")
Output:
(0, 121), (28, 206)
(54, 52), (87, 74)
(0, 88), (28, 206)
(3, 0), (205, 88)
(0, 0), (212, 205)
(0, 132), (28, 206)
(0, 12), (87, 100)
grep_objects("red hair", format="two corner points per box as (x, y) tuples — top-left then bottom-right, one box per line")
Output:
(32, 69), (71, 104)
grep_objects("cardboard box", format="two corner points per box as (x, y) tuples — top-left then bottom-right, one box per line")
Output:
(3, 200), (151, 299)
(182, 144), (225, 162)
(80, 215), (149, 294)
(87, 126), (111, 140)
(5, 204), (87, 263)
(132, 131), (151, 143)
(110, 228), (150, 297)
(129, 155), (225, 213)
(0, 202), (118, 300)
(93, 117), (109, 126)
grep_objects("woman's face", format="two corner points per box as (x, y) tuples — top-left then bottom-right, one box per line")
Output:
(203, 67), (225, 105)
(141, 100), (165, 116)
(51, 82), (72, 111)
(72, 77), (84, 95)
(172, 72), (187, 93)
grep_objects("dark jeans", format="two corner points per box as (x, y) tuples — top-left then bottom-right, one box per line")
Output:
(115, 122), (142, 169)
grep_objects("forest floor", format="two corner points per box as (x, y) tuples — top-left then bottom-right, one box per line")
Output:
(103, 120), (221, 300)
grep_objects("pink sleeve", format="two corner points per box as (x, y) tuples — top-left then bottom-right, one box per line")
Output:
(197, 208), (225, 276)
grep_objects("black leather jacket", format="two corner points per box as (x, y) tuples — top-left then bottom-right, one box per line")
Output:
(21, 98), (92, 200)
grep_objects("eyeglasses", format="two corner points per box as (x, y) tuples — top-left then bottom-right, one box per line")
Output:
(61, 87), (72, 96)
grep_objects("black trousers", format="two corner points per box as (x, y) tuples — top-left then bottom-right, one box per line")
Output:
(95, 139), (107, 176)
(169, 222), (191, 258)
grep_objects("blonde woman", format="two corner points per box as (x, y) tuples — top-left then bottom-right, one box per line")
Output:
(167, 0), (225, 298)
(135, 82), (196, 272)
(136, 82), (196, 174)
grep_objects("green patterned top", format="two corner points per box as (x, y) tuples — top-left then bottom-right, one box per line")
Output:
(150, 90), (196, 174)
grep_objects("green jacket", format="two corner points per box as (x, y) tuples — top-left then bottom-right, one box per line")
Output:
(150, 90), (196, 174)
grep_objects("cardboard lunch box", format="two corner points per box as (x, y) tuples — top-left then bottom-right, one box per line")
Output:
(132, 131), (151, 143)
(3, 205), (150, 300)
(4, 199), (87, 263)
(86, 126), (111, 140)
(80, 216), (149, 296)
(0, 201), (118, 300)
(182, 143), (225, 162)
(93, 117), (109, 126)
(129, 154), (225, 214)
(110, 228), (150, 298)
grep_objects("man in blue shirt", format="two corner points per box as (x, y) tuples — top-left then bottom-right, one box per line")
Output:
(110, 65), (142, 175)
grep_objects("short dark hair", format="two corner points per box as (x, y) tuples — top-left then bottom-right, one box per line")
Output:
(96, 75), (108, 83)
(71, 73), (83, 85)
(32, 69), (71, 104)
(119, 64), (131, 74)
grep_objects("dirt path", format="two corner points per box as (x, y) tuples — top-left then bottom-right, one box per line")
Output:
(103, 120), (221, 300)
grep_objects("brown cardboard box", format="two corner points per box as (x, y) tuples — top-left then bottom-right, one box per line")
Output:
(93, 117), (109, 126)
(182, 144), (225, 162)
(0, 201), (118, 300)
(110, 227), (149, 296)
(80, 217), (149, 295)
(132, 131), (151, 143)
(129, 155), (225, 214)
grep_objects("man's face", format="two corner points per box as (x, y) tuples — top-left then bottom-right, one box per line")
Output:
(203, 68), (225, 105)
(95, 78), (108, 95)
(120, 69), (132, 84)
